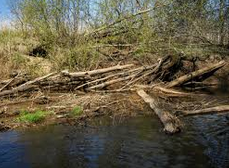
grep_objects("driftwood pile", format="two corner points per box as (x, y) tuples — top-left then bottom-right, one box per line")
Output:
(0, 55), (227, 134)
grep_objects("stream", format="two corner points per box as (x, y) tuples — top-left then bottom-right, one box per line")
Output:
(0, 114), (229, 168)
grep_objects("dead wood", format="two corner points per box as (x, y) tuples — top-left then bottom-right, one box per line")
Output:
(0, 73), (56, 97)
(137, 89), (182, 134)
(61, 64), (134, 78)
(121, 59), (163, 89)
(153, 86), (194, 97)
(180, 105), (229, 116)
(0, 85), (38, 98)
(166, 61), (226, 88)
(87, 74), (136, 91)
(0, 74), (19, 92)
(75, 66), (143, 90)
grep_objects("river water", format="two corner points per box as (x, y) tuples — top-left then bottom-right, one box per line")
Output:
(0, 115), (229, 168)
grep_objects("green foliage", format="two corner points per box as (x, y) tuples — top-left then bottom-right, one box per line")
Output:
(5, 0), (229, 73)
(50, 43), (100, 70)
(18, 110), (50, 123)
(71, 106), (83, 117)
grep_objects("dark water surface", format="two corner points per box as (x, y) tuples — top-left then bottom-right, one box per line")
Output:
(0, 115), (229, 168)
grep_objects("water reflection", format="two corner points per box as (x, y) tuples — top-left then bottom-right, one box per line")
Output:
(0, 116), (228, 168)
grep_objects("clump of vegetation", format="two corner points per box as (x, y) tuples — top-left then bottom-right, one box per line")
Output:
(70, 106), (83, 117)
(0, 0), (227, 78)
(17, 110), (51, 123)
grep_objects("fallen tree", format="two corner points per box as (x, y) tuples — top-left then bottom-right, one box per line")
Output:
(0, 55), (227, 134)
(166, 61), (226, 88)
(180, 105), (229, 116)
(137, 90), (182, 134)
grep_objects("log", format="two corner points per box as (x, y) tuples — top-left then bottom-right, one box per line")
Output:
(181, 105), (229, 116)
(76, 64), (157, 90)
(87, 74), (136, 91)
(166, 61), (226, 88)
(74, 66), (144, 90)
(139, 85), (194, 97)
(0, 73), (56, 97)
(137, 90), (182, 134)
(61, 64), (134, 78)
(19, 72), (56, 88)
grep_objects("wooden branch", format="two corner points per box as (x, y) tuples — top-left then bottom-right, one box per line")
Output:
(0, 85), (37, 97)
(181, 105), (229, 116)
(137, 90), (182, 134)
(87, 74), (136, 91)
(0, 74), (19, 92)
(0, 73), (56, 97)
(78, 64), (157, 91)
(121, 60), (161, 89)
(85, 8), (153, 36)
(19, 73), (56, 88)
(153, 86), (194, 97)
(166, 61), (226, 88)
(61, 64), (134, 78)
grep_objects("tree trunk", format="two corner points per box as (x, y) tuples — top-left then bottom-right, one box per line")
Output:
(137, 90), (182, 134)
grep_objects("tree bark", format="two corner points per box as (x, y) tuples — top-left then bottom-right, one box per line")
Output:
(181, 105), (229, 116)
(166, 61), (226, 88)
(137, 89), (182, 134)
(61, 64), (134, 78)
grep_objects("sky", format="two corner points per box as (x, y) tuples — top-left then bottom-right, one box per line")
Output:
(0, 0), (11, 27)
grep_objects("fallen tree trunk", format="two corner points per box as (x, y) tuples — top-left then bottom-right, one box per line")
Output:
(61, 64), (134, 78)
(0, 85), (37, 97)
(137, 90), (182, 134)
(75, 65), (150, 90)
(181, 105), (229, 116)
(166, 61), (226, 88)
(0, 73), (56, 97)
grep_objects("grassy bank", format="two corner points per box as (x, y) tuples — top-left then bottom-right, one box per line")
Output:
(0, 27), (229, 81)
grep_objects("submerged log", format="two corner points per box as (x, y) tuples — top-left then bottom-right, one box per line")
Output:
(166, 61), (226, 88)
(137, 90), (182, 134)
(181, 105), (229, 116)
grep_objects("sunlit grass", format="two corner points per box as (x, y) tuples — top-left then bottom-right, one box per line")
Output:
(17, 110), (51, 123)
(71, 106), (83, 117)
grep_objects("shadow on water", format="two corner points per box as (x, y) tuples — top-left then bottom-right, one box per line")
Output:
(0, 115), (229, 168)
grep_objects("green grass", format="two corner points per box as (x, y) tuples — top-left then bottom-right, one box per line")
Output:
(18, 110), (50, 123)
(71, 106), (83, 117)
